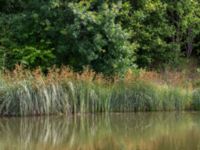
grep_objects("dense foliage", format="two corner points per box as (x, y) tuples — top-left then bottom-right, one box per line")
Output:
(0, 0), (200, 74)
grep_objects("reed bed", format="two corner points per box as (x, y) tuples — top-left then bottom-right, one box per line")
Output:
(0, 66), (199, 116)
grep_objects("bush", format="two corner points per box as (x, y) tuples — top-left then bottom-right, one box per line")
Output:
(10, 46), (55, 70)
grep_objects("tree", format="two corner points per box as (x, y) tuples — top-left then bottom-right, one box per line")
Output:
(165, 0), (200, 57)
(0, 0), (137, 75)
(65, 2), (137, 74)
(130, 0), (181, 68)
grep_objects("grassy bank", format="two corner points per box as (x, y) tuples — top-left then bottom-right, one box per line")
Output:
(0, 66), (199, 116)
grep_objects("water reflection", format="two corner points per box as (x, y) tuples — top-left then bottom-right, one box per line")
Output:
(0, 112), (200, 150)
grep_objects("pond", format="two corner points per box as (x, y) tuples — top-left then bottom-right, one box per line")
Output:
(0, 112), (200, 150)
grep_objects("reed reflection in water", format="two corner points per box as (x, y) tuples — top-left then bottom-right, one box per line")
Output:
(0, 112), (200, 150)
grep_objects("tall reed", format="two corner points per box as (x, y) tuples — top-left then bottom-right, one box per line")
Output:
(0, 66), (198, 116)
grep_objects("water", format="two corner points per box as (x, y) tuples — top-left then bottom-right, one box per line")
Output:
(0, 112), (200, 150)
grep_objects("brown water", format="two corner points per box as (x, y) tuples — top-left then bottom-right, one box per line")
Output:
(0, 112), (200, 150)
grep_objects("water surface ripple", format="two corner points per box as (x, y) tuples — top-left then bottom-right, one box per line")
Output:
(0, 112), (200, 150)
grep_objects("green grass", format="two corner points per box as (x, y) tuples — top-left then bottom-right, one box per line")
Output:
(0, 70), (199, 116)
(110, 81), (192, 112)
(0, 77), (113, 116)
(191, 88), (200, 110)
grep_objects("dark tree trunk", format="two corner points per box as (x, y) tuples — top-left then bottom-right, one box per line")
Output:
(186, 27), (194, 57)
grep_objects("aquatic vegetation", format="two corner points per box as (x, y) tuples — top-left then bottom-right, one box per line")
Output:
(110, 81), (159, 112)
(0, 66), (199, 116)
(191, 88), (200, 110)
(110, 82), (192, 112)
